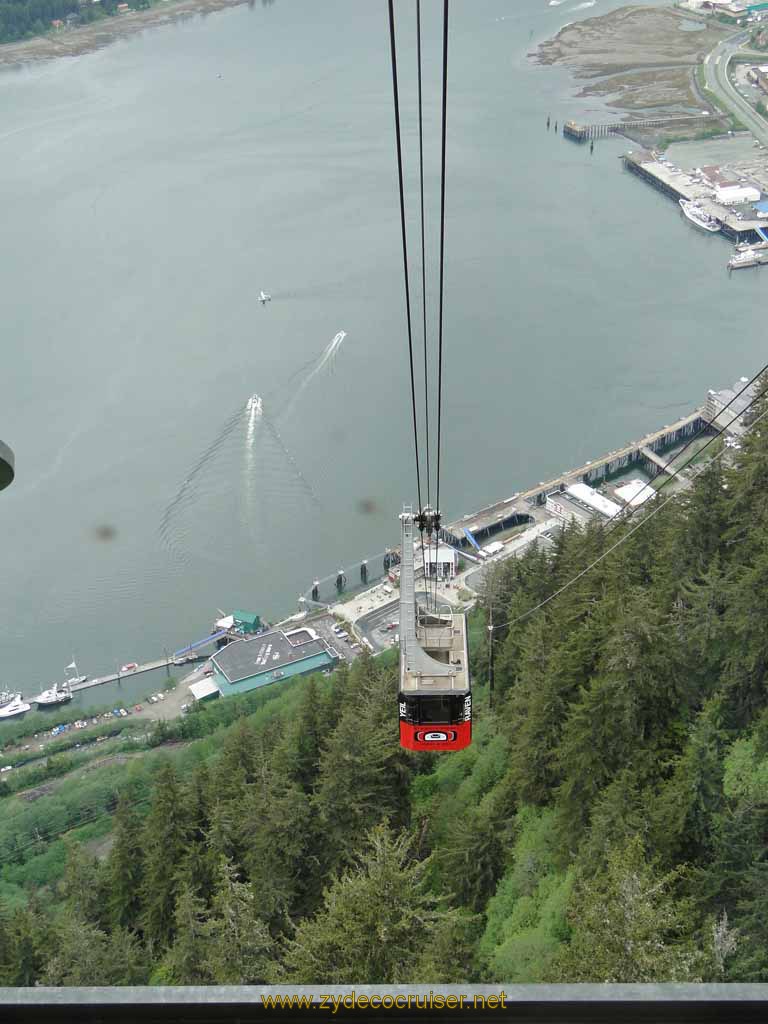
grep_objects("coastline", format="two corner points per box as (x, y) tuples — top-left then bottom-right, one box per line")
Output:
(0, 0), (247, 67)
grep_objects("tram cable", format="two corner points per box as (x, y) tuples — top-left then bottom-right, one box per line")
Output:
(415, 0), (435, 611)
(489, 391), (768, 635)
(387, 0), (428, 588)
(432, 0), (449, 614)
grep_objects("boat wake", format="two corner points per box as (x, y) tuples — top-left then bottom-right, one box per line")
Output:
(158, 333), (345, 567)
(280, 331), (346, 422)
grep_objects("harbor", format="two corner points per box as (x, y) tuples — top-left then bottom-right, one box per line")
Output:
(621, 148), (768, 244)
(2, 371), (753, 731)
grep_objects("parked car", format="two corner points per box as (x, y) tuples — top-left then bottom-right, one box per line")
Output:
(134, 704), (143, 712)
(155, 692), (165, 701)
(147, 695), (158, 704)
(119, 708), (128, 717)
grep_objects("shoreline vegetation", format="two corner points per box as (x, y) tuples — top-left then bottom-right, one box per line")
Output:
(0, 0), (248, 66)
(530, 5), (731, 134)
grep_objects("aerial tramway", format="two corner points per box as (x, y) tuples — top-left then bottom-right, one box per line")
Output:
(387, 0), (471, 751)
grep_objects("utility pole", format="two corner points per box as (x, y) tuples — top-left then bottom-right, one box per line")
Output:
(164, 647), (170, 678)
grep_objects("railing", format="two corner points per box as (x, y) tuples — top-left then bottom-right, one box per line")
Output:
(1, 984), (767, 1023)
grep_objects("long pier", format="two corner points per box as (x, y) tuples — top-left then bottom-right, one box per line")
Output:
(442, 408), (707, 548)
(563, 114), (715, 143)
(622, 152), (763, 244)
(69, 656), (199, 693)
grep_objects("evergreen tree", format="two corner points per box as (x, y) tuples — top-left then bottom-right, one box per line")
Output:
(313, 661), (411, 874)
(107, 796), (145, 931)
(546, 836), (711, 982)
(140, 762), (190, 949)
(160, 883), (212, 985)
(204, 859), (274, 983)
(272, 677), (322, 792)
(278, 826), (459, 984)
(238, 768), (314, 927)
(59, 838), (106, 927)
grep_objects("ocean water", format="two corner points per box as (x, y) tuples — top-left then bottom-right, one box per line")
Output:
(1, 0), (763, 697)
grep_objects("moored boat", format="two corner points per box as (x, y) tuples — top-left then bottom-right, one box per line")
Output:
(0, 694), (31, 719)
(679, 198), (720, 233)
(34, 681), (73, 707)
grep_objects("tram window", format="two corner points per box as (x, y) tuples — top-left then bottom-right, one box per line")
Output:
(418, 695), (457, 724)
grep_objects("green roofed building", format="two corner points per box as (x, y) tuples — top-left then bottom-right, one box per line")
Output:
(233, 610), (262, 634)
(211, 628), (339, 697)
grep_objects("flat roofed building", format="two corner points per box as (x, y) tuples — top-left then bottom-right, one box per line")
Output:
(424, 544), (458, 580)
(233, 610), (262, 634)
(615, 479), (653, 507)
(704, 378), (755, 436)
(483, 540), (505, 557)
(188, 679), (220, 703)
(211, 629), (339, 697)
(566, 482), (622, 520)
(546, 491), (595, 527)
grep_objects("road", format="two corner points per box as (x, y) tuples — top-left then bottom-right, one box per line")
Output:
(703, 31), (768, 147)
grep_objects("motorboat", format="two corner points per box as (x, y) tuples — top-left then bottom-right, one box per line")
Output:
(34, 681), (73, 707)
(0, 694), (31, 719)
(679, 199), (720, 233)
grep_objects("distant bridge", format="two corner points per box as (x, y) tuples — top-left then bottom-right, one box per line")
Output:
(563, 113), (717, 143)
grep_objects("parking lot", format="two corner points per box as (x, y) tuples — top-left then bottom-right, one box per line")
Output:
(303, 612), (366, 664)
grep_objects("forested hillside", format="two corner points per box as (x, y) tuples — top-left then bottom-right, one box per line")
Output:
(0, 0), (145, 46)
(2, 394), (768, 984)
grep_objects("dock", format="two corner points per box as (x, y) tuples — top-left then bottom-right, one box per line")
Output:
(728, 249), (768, 269)
(563, 115), (714, 144)
(69, 657), (193, 693)
(441, 408), (707, 548)
(621, 151), (764, 244)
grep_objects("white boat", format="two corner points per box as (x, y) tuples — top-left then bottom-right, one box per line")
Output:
(65, 659), (87, 686)
(0, 694), (31, 719)
(679, 199), (720, 233)
(34, 681), (73, 707)
(0, 690), (16, 710)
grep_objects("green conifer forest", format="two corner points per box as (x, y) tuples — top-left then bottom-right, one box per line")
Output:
(2, 395), (768, 984)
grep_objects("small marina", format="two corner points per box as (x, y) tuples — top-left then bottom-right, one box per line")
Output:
(1, 370), (754, 732)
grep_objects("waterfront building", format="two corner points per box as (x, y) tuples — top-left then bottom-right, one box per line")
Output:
(704, 378), (757, 436)
(424, 544), (459, 581)
(188, 679), (220, 704)
(615, 479), (654, 508)
(210, 628), (340, 697)
(546, 482), (622, 526)
(545, 491), (596, 528)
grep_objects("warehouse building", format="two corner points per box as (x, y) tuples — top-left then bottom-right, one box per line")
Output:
(210, 628), (340, 697)
(424, 544), (459, 580)
(704, 377), (756, 436)
(546, 482), (623, 526)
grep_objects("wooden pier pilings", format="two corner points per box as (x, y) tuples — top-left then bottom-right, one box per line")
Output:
(564, 114), (713, 143)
